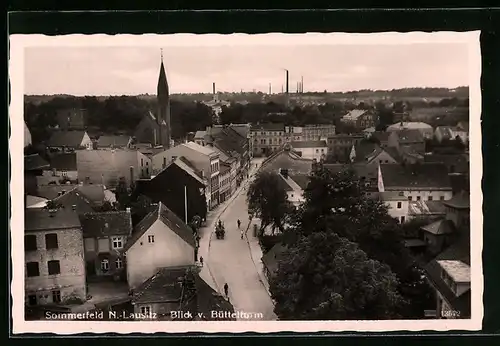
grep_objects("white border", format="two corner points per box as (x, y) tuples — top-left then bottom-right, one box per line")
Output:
(10, 32), (483, 334)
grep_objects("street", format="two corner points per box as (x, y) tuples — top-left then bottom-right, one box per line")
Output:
(201, 158), (277, 321)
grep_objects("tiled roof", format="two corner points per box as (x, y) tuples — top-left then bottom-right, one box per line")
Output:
(25, 208), (81, 232)
(379, 191), (407, 201)
(342, 109), (368, 121)
(194, 131), (206, 140)
(289, 174), (310, 190)
(394, 129), (424, 143)
(25, 154), (50, 171)
(290, 140), (327, 148)
(124, 202), (195, 252)
(380, 163), (452, 190)
(184, 141), (217, 157)
(250, 123), (285, 131)
(442, 191), (470, 209)
(261, 243), (287, 274)
(421, 219), (456, 235)
(424, 154), (469, 174)
(424, 237), (471, 316)
(408, 200), (446, 216)
(371, 131), (391, 143)
(47, 131), (87, 147)
(49, 153), (77, 171)
(438, 260), (470, 283)
(79, 211), (132, 238)
(52, 187), (97, 214)
(352, 141), (381, 163)
(277, 174), (293, 192)
(133, 266), (194, 304)
(173, 158), (205, 185)
(387, 122), (432, 131)
(97, 135), (131, 148)
(193, 274), (235, 320)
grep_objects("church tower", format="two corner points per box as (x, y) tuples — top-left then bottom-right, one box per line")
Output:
(157, 50), (171, 149)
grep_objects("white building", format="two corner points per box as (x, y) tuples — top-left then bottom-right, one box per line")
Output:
(289, 140), (328, 161)
(386, 122), (434, 140)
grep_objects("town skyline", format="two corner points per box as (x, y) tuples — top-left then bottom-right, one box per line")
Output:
(24, 42), (469, 96)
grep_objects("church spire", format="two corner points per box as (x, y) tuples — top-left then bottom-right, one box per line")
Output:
(157, 49), (169, 102)
(156, 49), (171, 149)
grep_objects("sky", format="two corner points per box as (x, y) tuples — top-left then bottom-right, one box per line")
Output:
(24, 42), (470, 96)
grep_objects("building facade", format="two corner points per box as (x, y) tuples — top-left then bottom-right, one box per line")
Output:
(289, 140), (328, 161)
(250, 123), (286, 156)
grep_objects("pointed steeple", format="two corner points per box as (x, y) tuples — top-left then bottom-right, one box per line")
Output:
(157, 49), (169, 104)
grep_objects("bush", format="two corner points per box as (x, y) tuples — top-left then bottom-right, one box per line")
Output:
(258, 233), (282, 254)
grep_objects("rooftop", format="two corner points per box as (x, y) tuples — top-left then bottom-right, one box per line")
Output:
(79, 211), (132, 238)
(438, 260), (471, 283)
(183, 141), (218, 157)
(97, 135), (131, 148)
(342, 109), (369, 121)
(442, 190), (470, 210)
(408, 200), (447, 216)
(421, 219), (456, 235)
(387, 122), (432, 131)
(47, 130), (87, 148)
(25, 208), (81, 232)
(250, 123), (285, 132)
(25, 153), (50, 171)
(289, 174), (310, 190)
(49, 152), (77, 171)
(380, 163), (452, 190)
(393, 129), (424, 143)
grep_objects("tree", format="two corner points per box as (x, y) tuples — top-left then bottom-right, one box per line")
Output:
(287, 164), (435, 318)
(270, 231), (406, 320)
(247, 171), (292, 235)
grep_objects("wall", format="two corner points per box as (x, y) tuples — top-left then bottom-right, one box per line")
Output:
(251, 130), (285, 156)
(294, 146), (327, 161)
(287, 190), (305, 206)
(126, 220), (195, 289)
(134, 301), (178, 320)
(384, 199), (409, 223)
(389, 189), (454, 202)
(25, 228), (86, 305)
(84, 235), (127, 277)
(42, 169), (78, 183)
(81, 133), (93, 149)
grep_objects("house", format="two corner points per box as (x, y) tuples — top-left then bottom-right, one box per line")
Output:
(275, 169), (306, 207)
(388, 129), (426, 155)
(152, 142), (220, 210)
(386, 121), (434, 139)
(379, 191), (410, 224)
(24, 208), (87, 307)
(40, 153), (78, 185)
(370, 131), (391, 148)
(261, 243), (287, 280)
(289, 140), (328, 161)
(434, 126), (469, 144)
(24, 120), (32, 148)
(250, 123), (286, 156)
(76, 149), (152, 189)
(326, 134), (364, 163)
(349, 140), (398, 165)
(24, 153), (50, 197)
(80, 210), (132, 279)
(50, 187), (99, 214)
(219, 161), (232, 203)
(378, 163), (453, 202)
(260, 146), (313, 176)
(124, 202), (196, 290)
(46, 131), (93, 152)
(55, 108), (87, 131)
(36, 184), (106, 209)
(131, 265), (235, 320)
(301, 124), (336, 141)
(132, 156), (207, 223)
(341, 109), (376, 129)
(284, 126), (304, 142)
(96, 135), (132, 149)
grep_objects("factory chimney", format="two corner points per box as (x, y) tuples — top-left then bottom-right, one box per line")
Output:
(285, 70), (289, 94)
(269, 83), (271, 95)
(212, 82), (215, 95)
(301, 76), (304, 93)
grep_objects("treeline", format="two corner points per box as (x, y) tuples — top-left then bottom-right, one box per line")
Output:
(24, 96), (214, 144)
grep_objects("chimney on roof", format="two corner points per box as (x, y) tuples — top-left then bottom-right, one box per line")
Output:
(49, 209), (57, 217)
(72, 204), (77, 211)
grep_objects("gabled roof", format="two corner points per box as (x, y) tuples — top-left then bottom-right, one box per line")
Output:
(51, 187), (98, 214)
(183, 141), (217, 157)
(194, 131), (206, 140)
(26, 195), (48, 209)
(379, 191), (407, 201)
(47, 131), (87, 147)
(133, 266), (193, 304)
(124, 202), (195, 252)
(25, 208), (81, 232)
(408, 200), (447, 216)
(290, 140), (327, 148)
(250, 123), (285, 131)
(49, 153), (77, 171)
(172, 157), (205, 185)
(193, 273), (235, 320)
(424, 154), (469, 173)
(79, 211), (132, 238)
(380, 163), (452, 190)
(277, 174), (293, 192)
(289, 174), (310, 190)
(421, 219), (456, 235)
(424, 237), (471, 316)
(352, 141), (381, 163)
(25, 154), (50, 171)
(97, 135), (131, 148)
(442, 191), (470, 210)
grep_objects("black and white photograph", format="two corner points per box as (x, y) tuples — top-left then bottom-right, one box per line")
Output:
(10, 32), (482, 333)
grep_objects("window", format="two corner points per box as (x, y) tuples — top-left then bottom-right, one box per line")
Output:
(440, 196), (445, 201)
(25, 235), (37, 251)
(400, 216), (405, 223)
(141, 158), (144, 166)
(316, 149), (319, 153)
(52, 290), (61, 303)
(48, 260), (61, 275)
(45, 233), (58, 249)
(28, 294), (37, 306)
(101, 259), (109, 272)
(163, 157), (167, 167)
(26, 262), (40, 277)
(408, 196), (413, 201)
(112, 236), (124, 249)
(148, 235), (155, 243)
(428, 196), (433, 201)
(397, 202), (402, 209)
(84, 238), (95, 252)
(140, 306), (151, 315)
(115, 257), (123, 269)
(416, 196), (421, 201)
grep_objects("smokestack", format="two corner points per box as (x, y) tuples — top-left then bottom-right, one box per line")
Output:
(212, 82), (215, 95)
(296, 82), (299, 93)
(285, 70), (289, 94)
(269, 83), (271, 95)
(301, 76), (304, 93)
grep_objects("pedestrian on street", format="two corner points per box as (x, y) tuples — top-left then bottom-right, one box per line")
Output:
(199, 256), (204, 267)
(224, 283), (229, 298)
(237, 219), (241, 229)
(241, 229), (244, 239)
